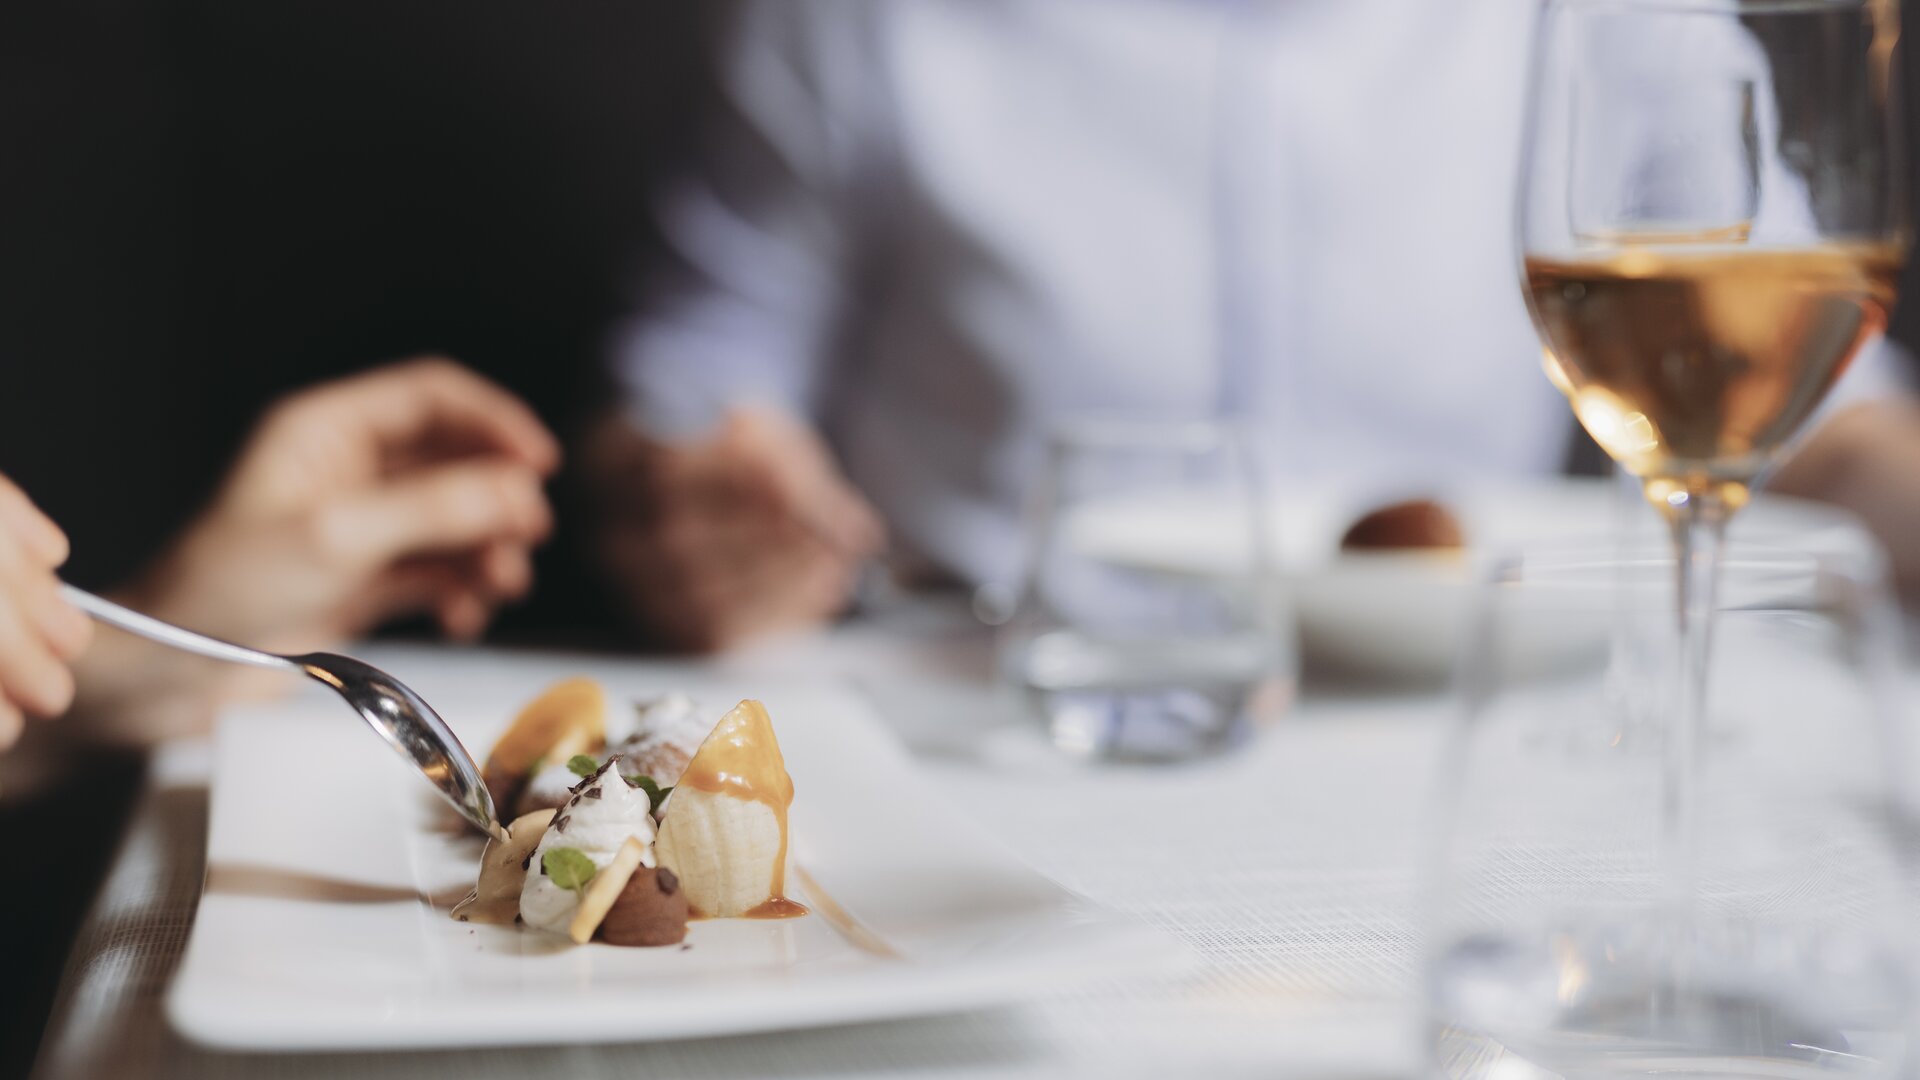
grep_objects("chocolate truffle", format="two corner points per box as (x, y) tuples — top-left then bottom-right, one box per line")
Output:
(596, 867), (691, 947)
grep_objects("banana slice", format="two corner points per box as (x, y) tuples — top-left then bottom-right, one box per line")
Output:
(481, 678), (607, 812)
(654, 700), (804, 919)
(451, 808), (556, 925)
(568, 836), (650, 945)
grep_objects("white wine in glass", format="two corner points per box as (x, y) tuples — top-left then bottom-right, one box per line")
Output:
(1527, 242), (1902, 510)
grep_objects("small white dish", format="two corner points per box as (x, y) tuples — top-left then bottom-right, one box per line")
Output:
(168, 677), (1189, 1051)
(1066, 479), (1872, 681)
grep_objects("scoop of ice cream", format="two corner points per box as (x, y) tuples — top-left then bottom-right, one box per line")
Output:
(519, 756), (659, 936)
(607, 693), (706, 786)
(597, 867), (690, 947)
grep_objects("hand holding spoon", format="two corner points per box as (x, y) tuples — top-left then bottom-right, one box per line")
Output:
(61, 585), (506, 840)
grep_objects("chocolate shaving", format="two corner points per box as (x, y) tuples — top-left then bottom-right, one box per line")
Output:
(586, 787), (603, 799)
(555, 815), (571, 833)
(656, 868), (680, 894)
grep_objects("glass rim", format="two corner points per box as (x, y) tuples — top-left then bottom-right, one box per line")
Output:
(1476, 539), (1890, 590)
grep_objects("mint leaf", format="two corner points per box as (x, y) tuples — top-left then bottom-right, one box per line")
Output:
(626, 774), (670, 807)
(566, 754), (599, 778)
(542, 847), (596, 891)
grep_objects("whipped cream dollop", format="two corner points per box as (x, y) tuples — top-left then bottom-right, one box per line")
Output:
(519, 756), (658, 936)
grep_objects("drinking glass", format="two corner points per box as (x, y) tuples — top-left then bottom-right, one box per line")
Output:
(1427, 545), (1915, 1078)
(996, 418), (1293, 761)
(1517, 0), (1907, 985)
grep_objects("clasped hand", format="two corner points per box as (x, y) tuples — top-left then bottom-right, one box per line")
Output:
(4, 358), (560, 747)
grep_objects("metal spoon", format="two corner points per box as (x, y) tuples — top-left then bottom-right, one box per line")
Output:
(61, 585), (506, 840)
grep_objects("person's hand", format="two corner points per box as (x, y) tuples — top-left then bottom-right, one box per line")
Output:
(584, 406), (884, 652)
(128, 358), (560, 653)
(68, 359), (557, 744)
(1776, 399), (1920, 595)
(0, 475), (90, 747)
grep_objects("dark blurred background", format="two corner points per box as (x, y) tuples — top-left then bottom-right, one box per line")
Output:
(0, 0), (727, 646)
(0, 5), (723, 1074)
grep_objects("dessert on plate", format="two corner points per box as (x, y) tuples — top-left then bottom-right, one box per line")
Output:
(453, 682), (803, 947)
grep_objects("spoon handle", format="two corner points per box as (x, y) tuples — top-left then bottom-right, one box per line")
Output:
(61, 585), (299, 673)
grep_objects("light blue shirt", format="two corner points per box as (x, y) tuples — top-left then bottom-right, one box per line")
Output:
(612, 0), (1899, 585)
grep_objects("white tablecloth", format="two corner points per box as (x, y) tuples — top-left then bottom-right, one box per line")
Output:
(32, 600), (1444, 1080)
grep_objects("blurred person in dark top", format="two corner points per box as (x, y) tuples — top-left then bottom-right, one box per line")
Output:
(0, 358), (555, 1080)
(0, 3), (697, 1068)
(587, 0), (1920, 651)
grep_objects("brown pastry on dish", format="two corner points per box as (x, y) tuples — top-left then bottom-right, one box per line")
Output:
(480, 677), (607, 816)
(1339, 498), (1465, 551)
(607, 693), (708, 788)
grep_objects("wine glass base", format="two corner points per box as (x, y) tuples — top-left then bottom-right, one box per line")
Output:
(1431, 924), (1909, 1079)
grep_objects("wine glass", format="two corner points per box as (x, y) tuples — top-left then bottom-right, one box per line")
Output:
(994, 417), (1294, 761)
(1428, 544), (1916, 1077)
(1516, 0), (1907, 974)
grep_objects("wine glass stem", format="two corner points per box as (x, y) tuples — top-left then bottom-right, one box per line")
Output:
(1662, 490), (1729, 943)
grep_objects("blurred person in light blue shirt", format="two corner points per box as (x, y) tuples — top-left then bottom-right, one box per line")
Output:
(585, 0), (1918, 651)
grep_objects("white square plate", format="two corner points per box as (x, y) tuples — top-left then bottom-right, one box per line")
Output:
(167, 666), (1189, 1051)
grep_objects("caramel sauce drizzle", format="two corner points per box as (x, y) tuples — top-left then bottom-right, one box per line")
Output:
(676, 700), (807, 919)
